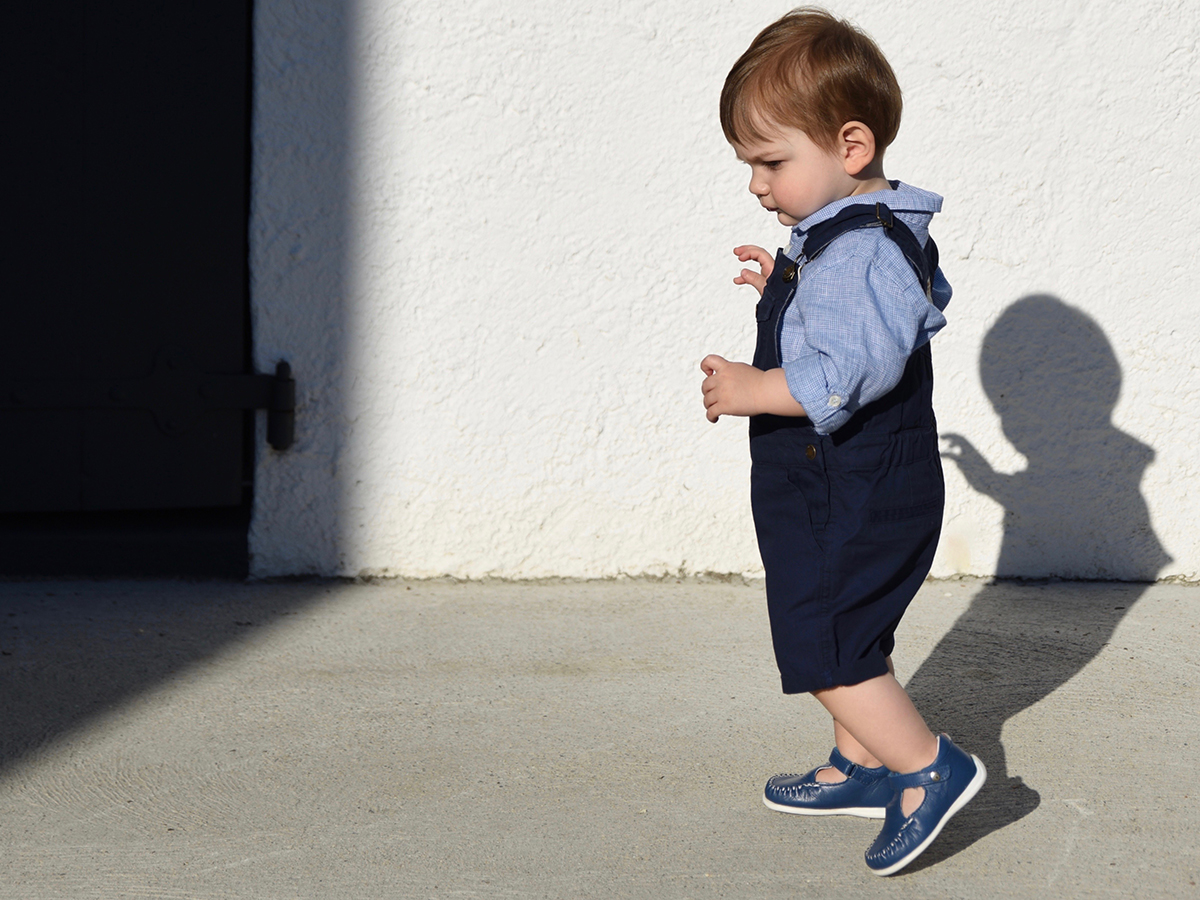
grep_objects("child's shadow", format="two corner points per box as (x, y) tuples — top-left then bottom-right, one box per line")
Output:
(902, 294), (1171, 871)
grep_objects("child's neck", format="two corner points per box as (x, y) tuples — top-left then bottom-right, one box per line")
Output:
(847, 159), (891, 198)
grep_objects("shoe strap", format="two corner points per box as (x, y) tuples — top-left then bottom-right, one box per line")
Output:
(827, 746), (855, 776)
(888, 764), (952, 790)
(829, 747), (884, 782)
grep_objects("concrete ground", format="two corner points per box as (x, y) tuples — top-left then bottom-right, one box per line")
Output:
(0, 577), (1196, 899)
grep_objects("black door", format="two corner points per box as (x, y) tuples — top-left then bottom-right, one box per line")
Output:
(2, 3), (258, 576)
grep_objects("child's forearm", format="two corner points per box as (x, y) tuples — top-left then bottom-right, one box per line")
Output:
(757, 367), (808, 417)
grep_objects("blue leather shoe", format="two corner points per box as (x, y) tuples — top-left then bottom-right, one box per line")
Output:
(865, 734), (986, 876)
(763, 747), (893, 818)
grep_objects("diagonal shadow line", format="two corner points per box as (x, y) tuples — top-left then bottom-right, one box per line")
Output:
(0, 580), (343, 775)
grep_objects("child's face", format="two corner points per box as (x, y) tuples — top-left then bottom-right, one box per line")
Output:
(732, 126), (851, 227)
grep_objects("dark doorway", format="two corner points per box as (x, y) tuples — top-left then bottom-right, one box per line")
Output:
(2, 3), (260, 577)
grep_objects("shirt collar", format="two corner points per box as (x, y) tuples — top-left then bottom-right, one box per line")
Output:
(787, 181), (944, 259)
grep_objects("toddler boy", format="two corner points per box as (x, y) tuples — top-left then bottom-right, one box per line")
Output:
(700, 7), (985, 875)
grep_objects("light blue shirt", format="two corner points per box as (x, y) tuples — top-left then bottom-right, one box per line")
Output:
(778, 181), (952, 434)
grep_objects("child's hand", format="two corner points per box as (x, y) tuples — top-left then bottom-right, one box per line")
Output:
(701, 356), (808, 422)
(732, 245), (774, 297)
(701, 354), (766, 422)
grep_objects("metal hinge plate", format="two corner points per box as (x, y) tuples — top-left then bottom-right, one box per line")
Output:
(1, 347), (295, 450)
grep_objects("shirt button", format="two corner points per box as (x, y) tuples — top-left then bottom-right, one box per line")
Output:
(805, 444), (816, 460)
(827, 394), (842, 408)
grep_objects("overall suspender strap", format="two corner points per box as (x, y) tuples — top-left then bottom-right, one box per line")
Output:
(749, 202), (940, 438)
(801, 202), (939, 298)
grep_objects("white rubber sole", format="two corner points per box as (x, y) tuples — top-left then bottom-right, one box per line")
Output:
(763, 795), (887, 819)
(870, 755), (988, 877)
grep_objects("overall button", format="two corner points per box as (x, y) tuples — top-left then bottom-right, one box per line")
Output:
(781, 264), (797, 282)
(805, 444), (816, 460)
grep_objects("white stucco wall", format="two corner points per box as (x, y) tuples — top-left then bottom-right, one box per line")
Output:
(249, 0), (1200, 582)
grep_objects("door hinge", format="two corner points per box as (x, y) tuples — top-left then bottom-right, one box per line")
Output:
(2, 348), (295, 450)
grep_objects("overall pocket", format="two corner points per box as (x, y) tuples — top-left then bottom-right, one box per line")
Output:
(785, 463), (831, 551)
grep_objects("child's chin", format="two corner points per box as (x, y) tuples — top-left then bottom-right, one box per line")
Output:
(776, 212), (800, 226)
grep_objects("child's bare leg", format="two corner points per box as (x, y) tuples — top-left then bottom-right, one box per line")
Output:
(812, 720), (883, 784)
(812, 669), (938, 816)
(815, 657), (895, 782)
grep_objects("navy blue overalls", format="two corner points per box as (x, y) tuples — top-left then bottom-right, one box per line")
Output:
(749, 203), (944, 694)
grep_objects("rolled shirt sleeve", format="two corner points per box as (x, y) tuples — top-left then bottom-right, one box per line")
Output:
(780, 236), (949, 434)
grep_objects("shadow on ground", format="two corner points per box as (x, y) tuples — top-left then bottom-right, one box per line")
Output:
(900, 295), (1170, 872)
(0, 580), (337, 773)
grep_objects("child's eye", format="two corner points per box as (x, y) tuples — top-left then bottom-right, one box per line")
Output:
(763, 161), (782, 170)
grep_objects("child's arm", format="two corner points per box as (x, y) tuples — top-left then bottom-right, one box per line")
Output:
(701, 244), (797, 422)
(701, 355), (806, 423)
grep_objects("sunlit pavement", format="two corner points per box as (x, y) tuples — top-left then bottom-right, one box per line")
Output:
(0, 577), (1196, 899)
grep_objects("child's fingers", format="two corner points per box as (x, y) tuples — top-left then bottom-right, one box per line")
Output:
(703, 387), (723, 421)
(701, 360), (723, 422)
(733, 244), (771, 264)
(734, 246), (774, 277)
(734, 269), (767, 296)
(732, 246), (774, 292)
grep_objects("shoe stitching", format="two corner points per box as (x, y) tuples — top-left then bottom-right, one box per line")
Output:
(868, 816), (918, 861)
(868, 785), (963, 861)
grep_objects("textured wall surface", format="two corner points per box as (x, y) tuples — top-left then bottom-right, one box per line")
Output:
(250, 0), (1200, 581)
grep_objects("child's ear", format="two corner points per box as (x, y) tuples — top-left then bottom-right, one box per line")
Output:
(838, 121), (877, 176)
